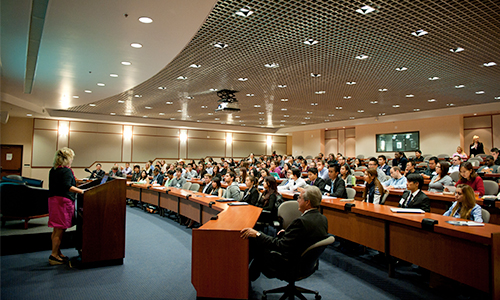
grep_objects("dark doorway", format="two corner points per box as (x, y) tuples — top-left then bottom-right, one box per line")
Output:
(1, 145), (23, 178)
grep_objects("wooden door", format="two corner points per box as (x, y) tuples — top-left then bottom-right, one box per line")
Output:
(1, 145), (23, 178)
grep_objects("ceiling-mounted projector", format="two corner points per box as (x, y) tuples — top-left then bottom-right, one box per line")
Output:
(215, 89), (240, 112)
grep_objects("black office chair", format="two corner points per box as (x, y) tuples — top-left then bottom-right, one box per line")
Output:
(261, 236), (335, 300)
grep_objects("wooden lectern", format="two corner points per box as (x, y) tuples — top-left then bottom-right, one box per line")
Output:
(74, 178), (126, 267)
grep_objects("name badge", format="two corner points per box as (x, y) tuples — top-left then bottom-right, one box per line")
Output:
(399, 197), (405, 205)
(325, 185), (331, 191)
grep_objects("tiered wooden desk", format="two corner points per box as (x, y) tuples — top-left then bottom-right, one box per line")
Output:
(320, 198), (500, 299)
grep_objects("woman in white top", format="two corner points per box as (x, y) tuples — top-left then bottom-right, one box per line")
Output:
(340, 164), (354, 187)
(428, 162), (453, 192)
(137, 170), (149, 184)
(443, 184), (483, 222)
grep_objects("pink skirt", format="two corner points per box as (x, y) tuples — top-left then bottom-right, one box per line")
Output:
(48, 196), (75, 229)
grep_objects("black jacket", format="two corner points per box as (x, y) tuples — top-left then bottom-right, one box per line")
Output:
(305, 177), (326, 191)
(201, 182), (213, 194)
(49, 167), (76, 201)
(242, 186), (260, 206)
(398, 190), (430, 212)
(90, 169), (105, 180)
(255, 209), (328, 260)
(323, 176), (347, 198)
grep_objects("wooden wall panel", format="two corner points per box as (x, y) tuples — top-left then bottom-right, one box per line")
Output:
(464, 128), (492, 155)
(272, 143), (287, 155)
(493, 115), (500, 148)
(34, 119), (57, 130)
(188, 130), (225, 139)
(188, 139), (225, 158)
(133, 126), (178, 136)
(69, 132), (122, 167)
(273, 136), (287, 143)
(464, 116), (491, 129)
(233, 133), (266, 142)
(132, 136), (179, 161)
(32, 130), (58, 167)
(233, 141), (266, 157)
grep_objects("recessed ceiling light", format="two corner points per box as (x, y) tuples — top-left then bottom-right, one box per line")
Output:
(324, 119), (330, 122)
(356, 5), (375, 14)
(310, 73), (321, 77)
(138, 16), (153, 23)
(284, 115), (289, 117)
(378, 88), (388, 92)
(281, 120), (286, 122)
(170, 118), (176, 120)
(158, 86), (167, 90)
(110, 112), (116, 115)
(343, 96), (351, 99)
(254, 104), (261, 108)
(235, 7), (253, 17)
(110, 74), (118, 77)
(349, 117), (355, 119)
(238, 77), (248, 81)
(315, 91), (326, 94)
(281, 108), (287, 111)
(336, 107), (342, 110)
(328, 114), (334, 116)
(73, 96), (79, 98)
(450, 47), (464, 53)
(355, 54), (369, 60)
(304, 39), (318, 45)
(446, 103), (455, 106)
(89, 103), (96, 106)
(214, 42), (228, 48)
(495, 96), (500, 100)
(265, 63), (279, 68)
(166, 101), (173, 104)
(246, 94), (254, 97)
(241, 124), (246, 126)
(259, 117), (265, 120)
(301, 122), (307, 124)
(310, 103), (318, 106)
(357, 110), (364, 113)
(428, 77), (440, 81)
(428, 99), (436, 102)
(379, 112), (386, 116)
(370, 101), (378, 104)
(118, 100), (125, 103)
(177, 109), (182, 112)
(281, 98), (288, 102)
(145, 106), (152, 109)
(305, 117), (311, 120)
(405, 94), (414, 98)
(26, 113), (32, 116)
(209, 88), (218, 91)
(392, 104), (400, 108)
(208, 112), (213, 115)
(214, 118), (220, 121)
(346, 81), (356, 85)
(476, 91), (485, 94)
(414, 108), (420, 112)
(258, 111), (264, 114)
(235, 116), (240, 118)
(278, 84), (287, 88)
(411, 29), (428, 37)
(84, 90), (92, 93)
(177, 76), (187, 80)
(455, 85), (465, 88)
(483, 62), (496, 67)
(134, 94), (142, 98)
(159, 113), (165, 115)
(130, 43), (143, 48)
(189, 64), (201, 68)
(306, 111), (313, 114)
(97, 83), (105, 86)
(121, 61), (131, 66)
(185, 96), (193, 99)
(396, 67), (408, 71)
(201, 105), (208, 109)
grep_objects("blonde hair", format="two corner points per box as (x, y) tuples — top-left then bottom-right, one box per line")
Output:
(53, 147), (75, 167)
(452, 184), (477, 220)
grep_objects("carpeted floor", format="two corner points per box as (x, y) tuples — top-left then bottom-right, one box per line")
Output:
(0, 206), (484, 300)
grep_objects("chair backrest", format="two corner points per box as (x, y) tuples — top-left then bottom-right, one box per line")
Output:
(481, 209), (491, 223)
(346, 187), (356, 199)
(189, 183), (200, 191)
(298, 236), (335, 279)
(477, 154), (488, 158)
(437, 154), (449, 159)
(305, 155), (313, 159)
(469, 156), (483, 162)
(5, 175), (23, 182)
(483, 180), (499, 195)
(182, 182), (192, 190)
(356, 154), (364, 159)
(355, 166), (366, 171)
(277, 201), (302, 229)
(449, 171), (460, 182)
(240, 190), (245, 200)
(352, 171), (364, 177)
(470, 160), (480, 167)
(379, 190), (391, 205)
(417, 162), (428, 168)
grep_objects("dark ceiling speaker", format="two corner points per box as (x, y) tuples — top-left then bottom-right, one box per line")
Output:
(215, 89), (240, 113)
(1, 111), (9, 124)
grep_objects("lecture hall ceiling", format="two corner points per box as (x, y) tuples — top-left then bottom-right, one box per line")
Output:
(2, 0), (500, 130)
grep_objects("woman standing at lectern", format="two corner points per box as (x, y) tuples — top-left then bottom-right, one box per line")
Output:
(48, 147), (84, 265)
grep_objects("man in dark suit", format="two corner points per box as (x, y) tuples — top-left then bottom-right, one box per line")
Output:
(392, 151), (408, 171)
(323, 164), (347, 198)
(89, 163), (105, 179)
(297, 167), (326, 192)
(377, 155), (391, 176)
(150, 167), (164, 185)
(201, 174), (213, 194)
(240, 186), (328, 281)
(109, 166), (124, 178)
(398, 174), (430, 212)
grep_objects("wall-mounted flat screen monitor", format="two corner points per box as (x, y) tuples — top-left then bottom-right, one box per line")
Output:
(376, 131), (419, 152)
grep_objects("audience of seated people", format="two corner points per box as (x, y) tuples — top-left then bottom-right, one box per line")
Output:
(324, 164), (347, 198)
(362, 168), (385, 204)
(428, 162), (453, 193)
(340, 164), (354, 187)
(444, 184), (483, 222)
(449, 155), (462, 173)
(398, 174), (430, 212)
(382, 166), (408, 189)
(278, 168), (306, 192)
(297, 167), (326, 192)
(377, 155), (391, 175)
(478, 155), (498, 173)
(455, 162), (485, 196)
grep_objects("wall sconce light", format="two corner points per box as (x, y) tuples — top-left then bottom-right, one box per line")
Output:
(267, 136), (273, 147)
(58, 123), (69, 137)
(226, 133), (232, 144)
(123, 127), (132, 140)
(179, 132), (188, 142)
